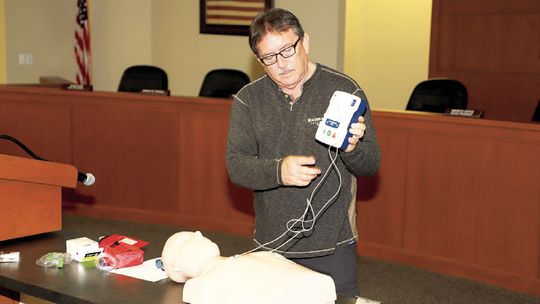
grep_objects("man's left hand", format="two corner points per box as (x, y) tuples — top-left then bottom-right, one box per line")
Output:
(344, 116), (366, 153)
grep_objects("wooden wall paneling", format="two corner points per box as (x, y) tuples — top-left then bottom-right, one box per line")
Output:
(178, 109), (224, 217)
(474, 139), (540, 277)
(429, 0), (540, 122)
(176, 110), (200, 218)
(451, 72), (540, 122)
(404, 132), (478, 263)
(434, 10), (540, 121)
(67, 105), (180, 214)
(1, 86), (540, 295)
(357, 111), (540, 295)
(357, 124), (408, 249)
(176, 103), (254, 236)
(437, 14), (540, 73)
(440, 0), (540, 14)
(404, 130), (540, 277)
(0, 99), (72, 163)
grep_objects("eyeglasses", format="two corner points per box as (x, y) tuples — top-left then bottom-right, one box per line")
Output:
(258, 37), (302, 66)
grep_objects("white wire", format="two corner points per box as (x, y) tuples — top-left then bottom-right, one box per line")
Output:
(238, 145), (342, 257)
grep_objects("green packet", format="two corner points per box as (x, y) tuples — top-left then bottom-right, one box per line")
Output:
(36, 252), (72, 269)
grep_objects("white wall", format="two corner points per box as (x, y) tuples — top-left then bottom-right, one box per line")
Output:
(3, 0), (344, 96)
(91, 0), (152, 91)
(277, 0), (345, 71)
(152, 0), (344, 96)
(0, 0), (6, 83)
(151, 0), (256, 97)
(5, 0), (74, 84)
(344, 0), (432, 110)
(5, 0), (151, 89)
(2, 0), (433, 108)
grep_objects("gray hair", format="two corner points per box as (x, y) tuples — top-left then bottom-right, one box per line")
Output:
(248, 8), (305, 56)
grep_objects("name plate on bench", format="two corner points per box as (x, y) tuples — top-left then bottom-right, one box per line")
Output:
(63, 84), (93, 91)
(140, 89), (170, 96)
(444, 109), (483, 118)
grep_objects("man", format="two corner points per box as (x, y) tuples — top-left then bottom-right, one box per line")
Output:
(226, 8), (380, 297)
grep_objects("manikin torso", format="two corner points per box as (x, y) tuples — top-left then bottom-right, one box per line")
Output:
(183, 251), (336, 304)
(161, 231), (336, 304)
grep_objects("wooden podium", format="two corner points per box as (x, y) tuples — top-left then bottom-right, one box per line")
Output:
(0, 154), (77, 241)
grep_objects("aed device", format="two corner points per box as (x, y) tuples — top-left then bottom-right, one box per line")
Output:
(316, 91), (367, 150)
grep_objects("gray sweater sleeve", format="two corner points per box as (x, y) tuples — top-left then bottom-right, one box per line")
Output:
(226, 96), (281, 190)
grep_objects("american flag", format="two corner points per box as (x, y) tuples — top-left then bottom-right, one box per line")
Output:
(205, 0), (266, 26)
(74, 0), (91, 86)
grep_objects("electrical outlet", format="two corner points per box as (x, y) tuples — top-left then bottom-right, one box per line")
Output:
(25, 54), (33, 65)
(18, 53), (25, 65)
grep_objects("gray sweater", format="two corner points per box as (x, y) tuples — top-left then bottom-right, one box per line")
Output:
(226, 63), (380, 258)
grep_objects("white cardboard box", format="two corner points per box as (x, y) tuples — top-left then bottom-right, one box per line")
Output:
(66, 237), (102, 262)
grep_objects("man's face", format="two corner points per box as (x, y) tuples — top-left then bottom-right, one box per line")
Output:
(256, 29), (310, 91)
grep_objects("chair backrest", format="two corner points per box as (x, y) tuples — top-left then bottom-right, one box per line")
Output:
(199, 69), (250, 98)
(406, 79), (468, 113)
(533, 100), (540, 122)
(118, 65), (168, 93)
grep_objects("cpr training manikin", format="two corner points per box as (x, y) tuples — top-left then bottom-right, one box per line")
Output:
(161, 231), (337, 304)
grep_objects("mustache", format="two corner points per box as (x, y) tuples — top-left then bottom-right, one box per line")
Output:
(278, 68), (294, 76)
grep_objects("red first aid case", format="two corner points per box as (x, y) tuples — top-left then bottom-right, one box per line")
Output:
(98, 234), (149, 269)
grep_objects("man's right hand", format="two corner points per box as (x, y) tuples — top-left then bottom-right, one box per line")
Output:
(281, 155), (321, 186)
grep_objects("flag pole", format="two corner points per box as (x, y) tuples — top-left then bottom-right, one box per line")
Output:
(86, 0), (92, 86)
(74, 0), (92, 87)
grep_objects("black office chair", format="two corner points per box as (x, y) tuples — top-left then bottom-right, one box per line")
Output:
(118, 65), (169, 93)
(199, 69), (250, 98)
(406, 79), (468, 113)
(532, 100), (540, 122)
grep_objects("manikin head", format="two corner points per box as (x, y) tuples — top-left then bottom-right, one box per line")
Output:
(161, 231), (220, 283)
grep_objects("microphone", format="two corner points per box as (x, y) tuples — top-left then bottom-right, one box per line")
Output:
(77, 171), (96, 186)
(0, 134), (96, 186)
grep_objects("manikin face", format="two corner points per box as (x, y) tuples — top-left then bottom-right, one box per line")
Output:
(257, 29), (311, 92)
(161, 231), (220, 283)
